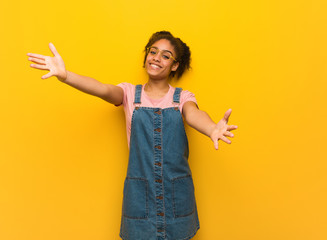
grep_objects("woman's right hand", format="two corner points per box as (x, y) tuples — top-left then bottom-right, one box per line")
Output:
(27, 42), (67, 82)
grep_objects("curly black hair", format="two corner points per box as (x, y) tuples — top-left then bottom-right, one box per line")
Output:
(143, 31), (191, 80)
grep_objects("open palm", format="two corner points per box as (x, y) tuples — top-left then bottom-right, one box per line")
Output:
(27, 42), (67, 81)
(210, 108), (238, 150)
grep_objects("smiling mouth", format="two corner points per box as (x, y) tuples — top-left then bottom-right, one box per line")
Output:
(149, 63), (162, 69)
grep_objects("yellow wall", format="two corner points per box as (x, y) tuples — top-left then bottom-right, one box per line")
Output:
(1, 0), (326, 239)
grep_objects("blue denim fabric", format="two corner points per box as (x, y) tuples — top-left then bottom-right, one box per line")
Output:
(119, 84), (200, 240)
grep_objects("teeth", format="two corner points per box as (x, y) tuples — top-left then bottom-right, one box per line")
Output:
(151, 64), (160, 69)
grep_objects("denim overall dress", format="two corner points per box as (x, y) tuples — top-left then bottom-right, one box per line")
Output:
(119, 84), (200, 240)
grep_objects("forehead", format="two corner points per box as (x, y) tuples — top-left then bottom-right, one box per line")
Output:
(151, 39), (175, 53)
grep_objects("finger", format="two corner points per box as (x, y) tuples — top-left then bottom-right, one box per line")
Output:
(41, 72), (53, 79)
(214, 138), (219, 150)
(30, 63), (48, 70)
(221, 135), (232, 144)
(227, 125), (238, 131)
(223, 131), (234, 138)
(28, 57), (45, 65)
(49, 42), (60, 57)
(26, 52), (46, 60)
(223, 108), (232, 123)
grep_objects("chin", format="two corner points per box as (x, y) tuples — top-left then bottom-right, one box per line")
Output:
(146, 72), (167, 81)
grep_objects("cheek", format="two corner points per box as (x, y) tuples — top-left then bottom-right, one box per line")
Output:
(167, 63), (175, 70)
(145, 54), (152, 63)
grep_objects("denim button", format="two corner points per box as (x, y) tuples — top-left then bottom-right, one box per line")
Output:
(155, 179), (162, 183)
(154, 128), (161, 132)
(155, 162), (162, 166)
(156, 195), (163, 199)
(155, 145), (162, 150)
(174, 107), (179, 110)
(155, 110), (162, 115)
(135, 106), (139, 110)
(157, 212), (164, 216)
(157, 228), (164, 232)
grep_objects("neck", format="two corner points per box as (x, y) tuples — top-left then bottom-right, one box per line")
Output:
(145, 78), (170, 92)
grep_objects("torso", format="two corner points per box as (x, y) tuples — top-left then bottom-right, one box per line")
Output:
(115, 82), (198, 149)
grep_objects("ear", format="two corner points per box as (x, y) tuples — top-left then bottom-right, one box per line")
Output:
(171, 61), (179, 72)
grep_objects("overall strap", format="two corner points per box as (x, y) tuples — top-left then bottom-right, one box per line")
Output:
(134, 84), (142, 104)
(173, 87), (182, 103)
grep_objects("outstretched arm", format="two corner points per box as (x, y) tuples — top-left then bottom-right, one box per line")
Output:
(182, 101), (238, 150)
(27, 42), (123, 105)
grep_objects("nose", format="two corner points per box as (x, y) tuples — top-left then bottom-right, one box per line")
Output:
(152, 52), (161, 62)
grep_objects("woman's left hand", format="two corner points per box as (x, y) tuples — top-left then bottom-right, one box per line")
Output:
(210, 109), (238, 150)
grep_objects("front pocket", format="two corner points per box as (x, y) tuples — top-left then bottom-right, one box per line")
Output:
(123, 177), (148, 219)
(172, 175), (195, 218)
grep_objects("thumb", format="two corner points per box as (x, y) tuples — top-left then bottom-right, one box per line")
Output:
(214, 138), (219, 150)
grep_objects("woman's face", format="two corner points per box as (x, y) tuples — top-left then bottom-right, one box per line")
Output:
(145, 39), (179, 81)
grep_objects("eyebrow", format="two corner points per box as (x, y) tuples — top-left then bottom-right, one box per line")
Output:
(151, 46), (173, 55)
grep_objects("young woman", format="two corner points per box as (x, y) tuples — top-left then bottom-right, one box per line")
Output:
(27, 31), (238, 240)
